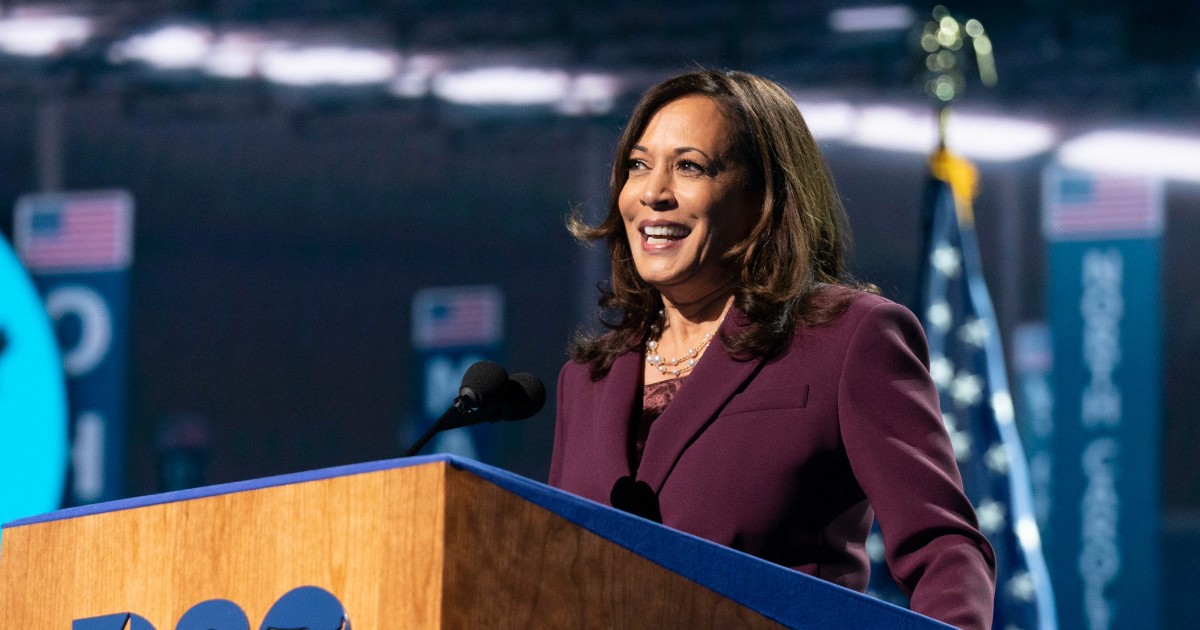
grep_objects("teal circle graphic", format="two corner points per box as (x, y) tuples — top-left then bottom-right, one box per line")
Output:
(0, 237), (67, 535)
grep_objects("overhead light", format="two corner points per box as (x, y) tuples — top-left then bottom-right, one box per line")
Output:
(203, 32), (265, 79)
(945, 113), (1056, 161)
(110, 24), (213, 70)
(432, 67), (571, 105)
(850, 106), (934, 152)
(796, 100), (856, 140)
(389, 54), (445, 98)
(848, 105), (1055, 161)
(556, 73), (620, 115)
(0, 14), (93, 57)
(829, 5), (917, 33)
(1058, 131), (1200, 182)
(259, 45), (399, 86)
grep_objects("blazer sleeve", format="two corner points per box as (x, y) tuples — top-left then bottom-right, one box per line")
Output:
(548, 361), (571, 487)
(837, 300), (996, 630)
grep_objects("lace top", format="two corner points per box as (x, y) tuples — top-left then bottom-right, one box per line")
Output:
(632, 376), (688, 471)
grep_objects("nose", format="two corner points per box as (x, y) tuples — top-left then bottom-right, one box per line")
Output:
(638, 169), (676, 210)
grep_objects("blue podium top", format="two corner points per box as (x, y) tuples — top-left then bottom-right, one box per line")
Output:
(4, 455), (948, 629)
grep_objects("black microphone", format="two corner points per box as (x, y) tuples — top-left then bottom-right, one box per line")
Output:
(403, 363), (545, 457)
(503, 372), (547, 421)
(452, 360), (509, 415)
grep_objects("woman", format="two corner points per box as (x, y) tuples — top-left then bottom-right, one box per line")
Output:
(548, 70), (996, 630)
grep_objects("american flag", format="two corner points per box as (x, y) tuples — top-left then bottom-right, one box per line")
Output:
(15, 193), (133, 273)
(1042, 172), (1162, 240)
(412, 285), (504, 350)
(867, 180), (1058, 630)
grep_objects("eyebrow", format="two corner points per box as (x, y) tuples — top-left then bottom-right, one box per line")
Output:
(630, 144), (715, 161)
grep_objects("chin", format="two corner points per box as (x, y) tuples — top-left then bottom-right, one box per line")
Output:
(632, 262), (678, 287)
(637, 270), (702, 295)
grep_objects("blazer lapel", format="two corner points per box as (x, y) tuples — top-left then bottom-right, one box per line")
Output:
(636, 308), (766, 493)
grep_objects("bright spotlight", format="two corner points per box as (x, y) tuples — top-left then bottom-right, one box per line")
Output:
(432, 67), (571, 105)
(849, 106), (1055, 161)
(203, 32), (265, 79)
(557, 73), (620, 115)
(389, 55), (446, 98)
(946, 113), (1056, 161)
(851, 106), (936, 152)
(0, 14), (93, 57)
(829, 5), (917, 33)
(259, 45), (399, 86)
(1058, 131), (1200, 183)
(796, 101), (856, 140)
(111, 24), (213, 70)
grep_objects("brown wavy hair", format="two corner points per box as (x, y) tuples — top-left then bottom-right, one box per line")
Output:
(569, 69), (872, 378)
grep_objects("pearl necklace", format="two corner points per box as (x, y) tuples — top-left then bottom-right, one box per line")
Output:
(645, 313), (723, 377)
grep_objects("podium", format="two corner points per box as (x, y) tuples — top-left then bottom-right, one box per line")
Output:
(0, 455), (947, 628)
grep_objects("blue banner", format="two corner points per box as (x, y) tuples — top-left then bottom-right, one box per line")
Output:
(410, 285), (504, 461)
(14, 190), (134, 505)
(1043, 168), (1162, 630)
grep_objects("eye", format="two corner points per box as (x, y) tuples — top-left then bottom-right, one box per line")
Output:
(627, 157), (649, 172)
(677, 159), (706, 175)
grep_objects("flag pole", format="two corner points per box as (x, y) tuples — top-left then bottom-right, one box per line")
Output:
(916, 7), (1058, 630)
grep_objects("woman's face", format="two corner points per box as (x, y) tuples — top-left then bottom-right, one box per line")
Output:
(619, 95), (759, 302)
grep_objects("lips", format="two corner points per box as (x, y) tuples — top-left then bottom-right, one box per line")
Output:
(640, 222), (691, 246)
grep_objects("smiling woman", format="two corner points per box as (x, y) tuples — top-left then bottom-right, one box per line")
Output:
(552, 69), (998, 630)
(618, 95), (757, 325)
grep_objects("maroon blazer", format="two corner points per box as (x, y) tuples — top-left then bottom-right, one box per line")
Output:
(550, 293), (996, 630)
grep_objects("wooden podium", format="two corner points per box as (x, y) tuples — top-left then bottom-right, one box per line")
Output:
(0, 456), (947, 628)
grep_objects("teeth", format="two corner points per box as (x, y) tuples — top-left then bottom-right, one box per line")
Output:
(643, 225), (689, 237)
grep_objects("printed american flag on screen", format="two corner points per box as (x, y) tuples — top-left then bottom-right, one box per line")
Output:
(14, 193), (133, 273)
(412, 286), (504, 350)
(1043, 172), (1162, 241)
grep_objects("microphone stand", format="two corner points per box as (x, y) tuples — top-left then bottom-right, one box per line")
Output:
(403, 398), (480, 457)
(402, 367), (544, 457)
